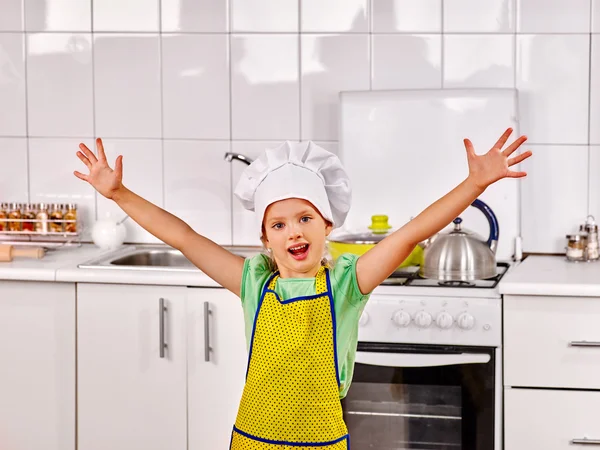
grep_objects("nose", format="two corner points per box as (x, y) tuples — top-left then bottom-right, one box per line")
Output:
(288, 222), (302, 239)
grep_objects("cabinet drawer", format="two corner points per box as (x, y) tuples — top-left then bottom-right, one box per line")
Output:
(504, 295), (600, 389)
(505, 388), (600, 450)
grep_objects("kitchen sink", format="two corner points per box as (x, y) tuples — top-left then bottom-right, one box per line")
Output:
(78, 244), (262, 271)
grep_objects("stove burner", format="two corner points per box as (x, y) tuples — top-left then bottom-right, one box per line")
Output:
(438, 280), (475, 287)
(382, 262), (510, 288)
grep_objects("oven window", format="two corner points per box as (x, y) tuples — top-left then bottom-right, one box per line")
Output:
(342, 344), (495, 450)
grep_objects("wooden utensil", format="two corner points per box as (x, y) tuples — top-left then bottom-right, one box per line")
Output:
(0, 245), (45, 262)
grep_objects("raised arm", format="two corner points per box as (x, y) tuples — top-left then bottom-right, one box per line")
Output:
(75, 138), (245, 296)
(356, 128), (532, 294)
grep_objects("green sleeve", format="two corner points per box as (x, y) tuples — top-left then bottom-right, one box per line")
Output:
(331, 253), (370, 307)
(240, 253), (273, 306)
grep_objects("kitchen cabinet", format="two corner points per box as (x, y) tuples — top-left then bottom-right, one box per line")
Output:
(504, 294), (600, 450)
(77, 283), (188, 450)
(505, 388), (600, 450)
(0, 281), (76, 450)
(504, 294), (600, 389)
(187, 287), (247, 450)
(76, 283), (248, 450)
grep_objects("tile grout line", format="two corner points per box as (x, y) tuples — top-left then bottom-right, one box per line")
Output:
(228, 0), (234, 245)
(22, 4), (31, 204)
(440, 0), (445, 88)
(298, 0), (302, 140)
(91, 0), (98, 226)
(158, 0), (166, 213)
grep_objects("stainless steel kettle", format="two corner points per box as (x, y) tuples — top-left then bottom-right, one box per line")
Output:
(420, 199), (499, 281)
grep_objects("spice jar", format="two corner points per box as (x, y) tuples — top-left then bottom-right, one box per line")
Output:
(49, 203), (64, 233)
(580, 215), (599, 261)
(64, 203), (78, 233)
(35, 203), (49, 233)
(21, 203), (36, 232)
(8, 202), (22, 232)
(0, 202), (7, 231)
(566, 233), (587, 261)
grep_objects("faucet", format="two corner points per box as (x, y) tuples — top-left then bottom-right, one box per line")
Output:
(224, 152), (253, 166)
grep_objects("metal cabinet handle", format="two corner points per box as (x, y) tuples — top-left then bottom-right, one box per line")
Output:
(571, 438), (600, 445)
(569, 341), (600, 347)
(159, 298), (168, 358)
(204, 301), (212, 362)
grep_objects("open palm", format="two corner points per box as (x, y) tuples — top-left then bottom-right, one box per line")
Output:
(74, 138), (124, 199)
(465, 128), (533, 191)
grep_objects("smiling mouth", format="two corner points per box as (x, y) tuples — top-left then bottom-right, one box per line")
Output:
(288, 243), (310, 260)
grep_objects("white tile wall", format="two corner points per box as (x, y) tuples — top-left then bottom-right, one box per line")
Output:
(444, 0), (515, 32)
(26, 33), (94, 137)
(372, 34), (441, 89)
(520, 145), (589, 253)
(372, 0), (441, 33)
(0, 0), (24, 31)
(443, 35), (514, 88)
(517, 0), (591, 33)
(161, 0), (228, 32)
(0, 0), (597, 253)
(0, 33), (26, 136)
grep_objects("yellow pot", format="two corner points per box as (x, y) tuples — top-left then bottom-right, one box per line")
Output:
(327, 215), (424, 270)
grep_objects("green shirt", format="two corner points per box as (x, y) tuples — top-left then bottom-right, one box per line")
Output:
(240, 252), (370, 399)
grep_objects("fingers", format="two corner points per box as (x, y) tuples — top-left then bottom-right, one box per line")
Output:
(73, 170), (89, 181)
(503, 135), (528, 157)
(506, 170), (527, 178)
(78, 143), (98, 163)
(507, 150), (532, 166)
(463, 138), (476, 157)
(96, 137), (107, 162)
(492, 127), (514, 150)
(114, 155), (123, 178)
(76, 150), (92, 169)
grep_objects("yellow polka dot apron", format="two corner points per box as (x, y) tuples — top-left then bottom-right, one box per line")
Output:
(230, 266), (350, 449)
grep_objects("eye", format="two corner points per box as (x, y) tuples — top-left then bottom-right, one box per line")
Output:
(300, 216), (311, 223)
(272, 222), (284, 230)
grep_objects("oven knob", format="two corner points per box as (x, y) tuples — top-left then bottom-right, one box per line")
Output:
(435, 312), (454, 329)
(392, 310), (411, 327)
(359, 311), (369, 327)
(457, 313), (475, 330)
(414, 311), (432, 328)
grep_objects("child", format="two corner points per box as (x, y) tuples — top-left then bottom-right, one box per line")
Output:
(74, 128), (531, 449)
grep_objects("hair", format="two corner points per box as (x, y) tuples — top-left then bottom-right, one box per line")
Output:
(260, 222), (335, 273)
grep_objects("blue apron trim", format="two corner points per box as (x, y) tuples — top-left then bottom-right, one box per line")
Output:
(244, 271), (278, 380)
(325, 268), (341, 389)
(232, 426), (349, 447)
(266, 290), (330, 304)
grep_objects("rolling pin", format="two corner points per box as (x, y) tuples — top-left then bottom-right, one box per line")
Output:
(0, 245), (45, 262)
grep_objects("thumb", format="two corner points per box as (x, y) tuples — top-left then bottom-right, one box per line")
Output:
(463, 138), (476, 158)
(114, 155), (123, 179)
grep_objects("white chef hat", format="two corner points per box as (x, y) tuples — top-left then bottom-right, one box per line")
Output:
(234, 141), (352, 235)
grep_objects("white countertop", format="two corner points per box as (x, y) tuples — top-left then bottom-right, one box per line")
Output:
(498, 254), (600, 297)
(0, 243), (219, 286)
(3, 244), (600, 297)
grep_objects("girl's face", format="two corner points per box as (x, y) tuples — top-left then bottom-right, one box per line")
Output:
(262, 198), (333, 278)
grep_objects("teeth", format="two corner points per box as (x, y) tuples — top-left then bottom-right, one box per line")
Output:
(289, 244), (308, 251)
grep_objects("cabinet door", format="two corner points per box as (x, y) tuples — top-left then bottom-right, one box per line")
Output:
(77, 283), (187, 450)
(187, 288), (247, 450)
(0, 281), (75, 450)
(505, 388), (600, 450)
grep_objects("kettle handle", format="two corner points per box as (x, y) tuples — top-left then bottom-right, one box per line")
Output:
(471, 198), (500, 253)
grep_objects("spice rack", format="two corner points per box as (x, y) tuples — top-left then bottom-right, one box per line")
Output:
(0, 202), (82, 247)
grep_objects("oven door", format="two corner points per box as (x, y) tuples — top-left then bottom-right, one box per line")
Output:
(342, 342), (496, 450)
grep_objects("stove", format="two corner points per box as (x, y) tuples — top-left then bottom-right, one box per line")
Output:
(342, 261), (510, 449)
